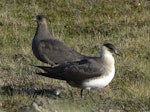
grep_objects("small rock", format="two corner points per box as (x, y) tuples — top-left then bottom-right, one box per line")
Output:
(30, 96), (57, 112)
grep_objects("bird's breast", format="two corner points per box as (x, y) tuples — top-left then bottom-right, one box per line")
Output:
(82, 68), (115, 89)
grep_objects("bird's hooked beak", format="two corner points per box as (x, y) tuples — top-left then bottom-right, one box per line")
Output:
(32, 18), (37, 21)
(114, 50), (120, 56)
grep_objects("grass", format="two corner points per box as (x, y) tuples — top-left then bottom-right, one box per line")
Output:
(0, 0), (149, 111)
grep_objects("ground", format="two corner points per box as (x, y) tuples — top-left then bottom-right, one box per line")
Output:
(0, 0), (149, 112)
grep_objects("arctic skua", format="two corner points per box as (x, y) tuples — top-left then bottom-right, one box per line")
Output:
(35, 43), (120, 97)
(32, 14), (88, 66)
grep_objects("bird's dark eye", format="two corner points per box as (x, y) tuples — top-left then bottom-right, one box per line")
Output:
(109, 47), (114, 53)
(36, 15), (46, 21)
(104, 43), (116, 53)
(37, 16), (42, 20)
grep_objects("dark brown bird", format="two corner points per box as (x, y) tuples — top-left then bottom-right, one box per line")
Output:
(35, 43), (120, 97)
(32, 14), (87, 66)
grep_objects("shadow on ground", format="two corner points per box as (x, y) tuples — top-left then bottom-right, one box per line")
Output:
(0, 85), (63, 98)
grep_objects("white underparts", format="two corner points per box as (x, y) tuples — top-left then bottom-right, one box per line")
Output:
(83, 68), (115, 90)
(83, 46), (115, 90)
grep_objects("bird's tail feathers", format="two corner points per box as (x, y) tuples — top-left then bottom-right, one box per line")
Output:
(36, 72), (65, 81)
(36, 72), (50, 77)
(35, 66), (53, 72)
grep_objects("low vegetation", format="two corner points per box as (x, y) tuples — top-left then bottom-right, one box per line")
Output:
(0, 0), (149, 112)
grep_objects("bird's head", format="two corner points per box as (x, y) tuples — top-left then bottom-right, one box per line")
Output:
(101, 43), (120, 56)
(33, 14), (47, 25)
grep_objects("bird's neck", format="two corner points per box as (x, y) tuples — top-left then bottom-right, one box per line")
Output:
(100, 49), (115, 67)
(34, 23), (51, 40)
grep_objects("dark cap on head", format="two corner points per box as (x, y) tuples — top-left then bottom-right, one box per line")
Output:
(36, 14), (46, 19)
(104, 43), (120, 56)
(33, 14), (46, 22)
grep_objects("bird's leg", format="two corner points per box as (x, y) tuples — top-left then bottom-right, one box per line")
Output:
(80, 89), (84, 98)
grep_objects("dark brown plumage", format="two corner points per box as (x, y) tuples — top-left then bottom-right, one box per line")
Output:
(32, 14), (87, 66)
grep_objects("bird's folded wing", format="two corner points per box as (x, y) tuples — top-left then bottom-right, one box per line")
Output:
(39, 39), (79, 54)
(36, 58), (105, 81)
(38, 39), (83, 63)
